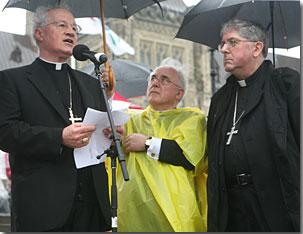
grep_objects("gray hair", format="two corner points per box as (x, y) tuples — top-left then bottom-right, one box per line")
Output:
(159, 57), (187, 92)
(32, 4), (71, 37)
(153, 63), (187, 90)
(221, 19), (268, 57)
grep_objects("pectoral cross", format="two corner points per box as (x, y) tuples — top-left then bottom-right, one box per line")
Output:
(226, 125), (238, 145)
(69, 107), (82, 123)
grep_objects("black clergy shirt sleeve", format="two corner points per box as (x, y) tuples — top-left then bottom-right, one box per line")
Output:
(159, 139), (194, 170)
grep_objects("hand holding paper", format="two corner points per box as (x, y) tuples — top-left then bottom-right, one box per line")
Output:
(74, 106), (129, 169)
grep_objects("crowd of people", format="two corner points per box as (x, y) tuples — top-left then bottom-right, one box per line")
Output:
(0, 4), (299, 232)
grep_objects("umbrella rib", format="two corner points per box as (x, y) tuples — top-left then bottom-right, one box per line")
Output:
(153, 0), (164, 18)
(121, 0), (129, 19)
(277, 2), (288, 48)
(218, 0), (227, 8)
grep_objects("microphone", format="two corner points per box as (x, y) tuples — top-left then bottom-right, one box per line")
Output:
(72, 44), (107, 65)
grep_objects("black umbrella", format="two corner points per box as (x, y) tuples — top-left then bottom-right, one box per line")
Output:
(176, 0), (300, 66)
(4, 0), (165, 18)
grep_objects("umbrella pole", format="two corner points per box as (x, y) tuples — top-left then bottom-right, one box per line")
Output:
(210, 48), (218, 95)
(99, 0), (115, 91)
(100, 0), (108, 55)
(270, 2), (275, 67)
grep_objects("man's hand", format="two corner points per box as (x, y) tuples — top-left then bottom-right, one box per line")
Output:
(124, 133), (149, 153)
(103, 126), (124, 139)
(62, 123), (96, 148)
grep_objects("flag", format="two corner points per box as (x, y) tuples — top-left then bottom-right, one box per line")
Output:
(75, 17), (135, 56)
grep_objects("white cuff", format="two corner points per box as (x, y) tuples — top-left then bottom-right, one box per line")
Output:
(146, 137), (162, 160)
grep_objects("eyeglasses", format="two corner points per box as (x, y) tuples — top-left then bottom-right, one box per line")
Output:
(147, 74), (182, 89)
(43, 20), (82, 33)
(218, 38), (257, 51)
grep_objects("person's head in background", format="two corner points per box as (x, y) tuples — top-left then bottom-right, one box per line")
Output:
(33, 5), (80, 62)
(146, 58), (187, 111)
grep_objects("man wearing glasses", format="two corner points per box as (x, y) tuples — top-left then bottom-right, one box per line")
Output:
(0, 5), (112, 232)
(207, 19), (299, 232)
(112, 64), (208, 232)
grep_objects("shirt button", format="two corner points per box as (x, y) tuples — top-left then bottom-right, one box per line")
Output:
(77, 193), (83, 200)
(221, 186), (225, 192)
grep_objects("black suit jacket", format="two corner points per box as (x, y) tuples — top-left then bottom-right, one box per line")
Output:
(0, 59), (111, 231)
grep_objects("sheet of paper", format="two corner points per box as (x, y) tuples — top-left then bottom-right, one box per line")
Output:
(74, 107), (129, 169)
(111, 100), (130, 111)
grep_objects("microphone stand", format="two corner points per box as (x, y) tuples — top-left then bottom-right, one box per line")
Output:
(93, 63), (129, 232)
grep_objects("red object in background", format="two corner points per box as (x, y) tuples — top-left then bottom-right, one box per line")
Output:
(113, 92), (143, 110)
(4, 153), (11, 180)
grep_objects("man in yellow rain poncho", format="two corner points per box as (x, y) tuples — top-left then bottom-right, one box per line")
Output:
(115, 64), (208, 232)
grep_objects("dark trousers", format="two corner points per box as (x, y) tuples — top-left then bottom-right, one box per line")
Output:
(46, 199), (106, 232)
(225, 185), (270, 232)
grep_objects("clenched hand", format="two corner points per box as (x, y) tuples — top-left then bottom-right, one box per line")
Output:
(62, 123), (96, 148)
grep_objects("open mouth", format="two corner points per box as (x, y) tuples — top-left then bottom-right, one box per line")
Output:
(63, 38), (74, 45)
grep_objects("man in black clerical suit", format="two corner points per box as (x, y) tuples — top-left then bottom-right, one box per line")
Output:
(0, 5), (112, 232)
(207, 19), (300, 232)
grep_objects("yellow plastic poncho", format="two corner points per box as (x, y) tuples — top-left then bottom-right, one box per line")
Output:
(116, 106), (208, 232)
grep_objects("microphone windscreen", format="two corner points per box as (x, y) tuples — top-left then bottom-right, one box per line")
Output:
(72, 44), (90, 61)
(94, 53), (108, 64)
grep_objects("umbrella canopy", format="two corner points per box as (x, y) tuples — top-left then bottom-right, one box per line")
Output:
(82, 59), (151, 99)
(112, 59), (151, 98)
(4, 0), (166, 18)
(176, 0), (300, 50)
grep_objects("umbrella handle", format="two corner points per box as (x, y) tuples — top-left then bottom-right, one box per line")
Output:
(105, 62), (115, 92)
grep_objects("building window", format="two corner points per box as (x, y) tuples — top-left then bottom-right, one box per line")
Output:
(172, 46), (184, 64)
(156, 43), (169, 65)
(140, 40), (153, 67)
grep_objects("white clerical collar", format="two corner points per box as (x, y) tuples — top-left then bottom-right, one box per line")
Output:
(237, 80), (247, 87)
(39, 57), (66, 70)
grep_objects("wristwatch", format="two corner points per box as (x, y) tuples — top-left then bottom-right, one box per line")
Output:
(145, 137), (152, 150)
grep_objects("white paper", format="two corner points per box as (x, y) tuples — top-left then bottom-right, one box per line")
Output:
(111, 100), (130, 112)
(74, 107), (129, 169)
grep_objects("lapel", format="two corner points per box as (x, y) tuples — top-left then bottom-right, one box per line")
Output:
(241, 80), (265, 119)
(211, 81), (236, 129)
(26, 59), (69, 124)
(25, 60), (99, 123)
(68, 68), (97, 110)
(241, 62), (270, 119)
